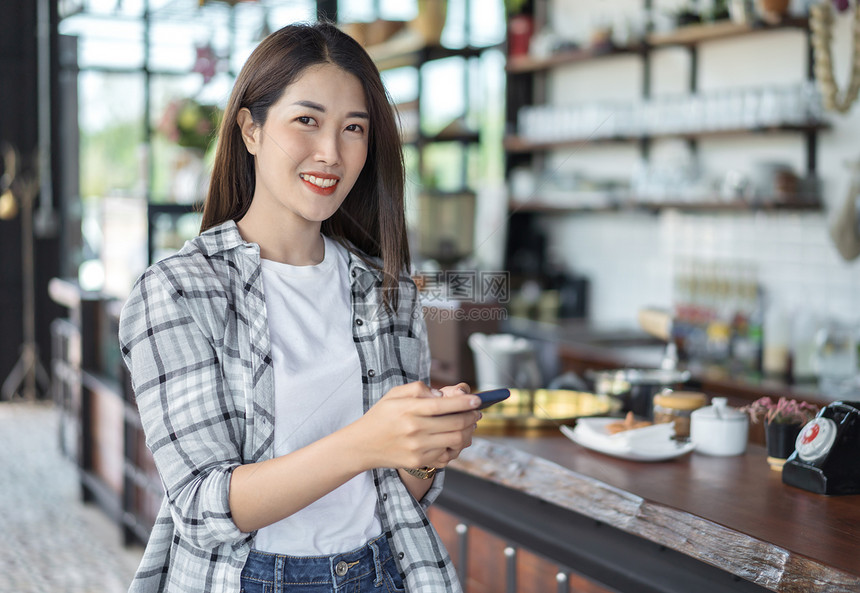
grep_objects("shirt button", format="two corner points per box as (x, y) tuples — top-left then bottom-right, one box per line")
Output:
(351, 270), (356, 278)
(382, 493), (388, 501)
(368, 369), (376, 378)
(335, 561), (349, 576)
(355, 318), (363, 326)
(398, 552), (404, 560)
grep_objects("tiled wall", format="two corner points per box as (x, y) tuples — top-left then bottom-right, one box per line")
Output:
(543, 210), (859, 326)
(529, 0), (860, 329)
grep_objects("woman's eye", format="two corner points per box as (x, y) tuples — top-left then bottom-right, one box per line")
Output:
(297, 116), (316, 125)
(345, 123), (365, 133)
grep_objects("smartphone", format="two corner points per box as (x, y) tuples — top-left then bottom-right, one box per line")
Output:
(474, 388), (511, 410)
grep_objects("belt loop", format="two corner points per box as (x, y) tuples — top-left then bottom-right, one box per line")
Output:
(371, 538), (384, 587)
(274, 554), (285, 593)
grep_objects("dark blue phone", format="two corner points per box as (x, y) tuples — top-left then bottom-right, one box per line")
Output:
(475, 388), (511, 410)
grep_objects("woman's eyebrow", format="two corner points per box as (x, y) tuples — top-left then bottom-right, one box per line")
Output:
(293, 100), (369, 119)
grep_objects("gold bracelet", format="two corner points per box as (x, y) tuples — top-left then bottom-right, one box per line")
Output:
(402, 466), (437, 480)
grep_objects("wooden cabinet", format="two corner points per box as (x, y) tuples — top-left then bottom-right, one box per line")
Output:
(427, 505), (615, 593)
(49, 278), (162, 545)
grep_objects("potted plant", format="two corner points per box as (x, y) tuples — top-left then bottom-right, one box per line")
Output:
(741, 396), (819, 470)
(505, 0), (529, 15)
(158, 98), (222, 154)
(157, 98), (222, 203)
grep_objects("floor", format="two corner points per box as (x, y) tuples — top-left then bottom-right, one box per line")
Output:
(0, 400), (144, 593)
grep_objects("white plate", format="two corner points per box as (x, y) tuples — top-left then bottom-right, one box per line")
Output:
(561, 418), (696, 462)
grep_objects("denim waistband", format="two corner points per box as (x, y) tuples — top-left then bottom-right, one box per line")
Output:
(243, 534), (393, 590)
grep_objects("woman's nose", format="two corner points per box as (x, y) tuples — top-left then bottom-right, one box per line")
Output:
(313, 131), (341, 165)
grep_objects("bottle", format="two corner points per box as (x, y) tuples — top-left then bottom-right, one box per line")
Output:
(815, 318), (857, 397)
(791, 309), (819, 383)
(732, 280), (763, 374)
(763, 304), (790, 380)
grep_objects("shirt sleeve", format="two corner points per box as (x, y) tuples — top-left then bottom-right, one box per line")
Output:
(407, 280), (445, 508)
(119, 266), (250, 550)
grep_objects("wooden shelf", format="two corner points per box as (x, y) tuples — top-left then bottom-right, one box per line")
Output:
(366, 37), (489, 71)
(638, 199), (823, 212)
(147, 202), (203, 216)
(401, 132), (481, 147)
(510, 200), (618, 214)
(504, 122), (830, 153)
(506, 44), (645, 74)
(505, 135), (623, 153)
(647, 17), (809, 47)
(427, 130), (481, 144)
(509, 198), (824, 214)
(658, 122), (830, 140)
(503, 19), (809, 75)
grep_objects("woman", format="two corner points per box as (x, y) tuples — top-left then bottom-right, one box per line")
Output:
(119, 22), (479, 593)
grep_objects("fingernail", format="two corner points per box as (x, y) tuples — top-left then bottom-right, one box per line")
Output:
(431, 388), (443, 397)
(457, 386), (467, 393)
(471, 397), (481, 407)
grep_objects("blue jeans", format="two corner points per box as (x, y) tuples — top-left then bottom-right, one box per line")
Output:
(241, 535), (405, 593)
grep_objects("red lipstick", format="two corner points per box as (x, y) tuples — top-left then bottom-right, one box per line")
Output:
(300, 172), (340, 196)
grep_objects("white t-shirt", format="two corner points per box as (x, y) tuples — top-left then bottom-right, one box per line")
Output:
(253, 235), (382, 556)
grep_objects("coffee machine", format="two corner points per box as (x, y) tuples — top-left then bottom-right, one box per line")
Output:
(782, 401), (860, 495)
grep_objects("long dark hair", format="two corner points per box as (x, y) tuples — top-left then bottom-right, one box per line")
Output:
(201, 22), (409, 310)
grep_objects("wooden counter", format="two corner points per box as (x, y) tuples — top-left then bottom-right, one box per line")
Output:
(440, 434), (860, 593)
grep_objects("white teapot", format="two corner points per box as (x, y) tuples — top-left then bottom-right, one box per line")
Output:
(690, 397), (749, 456)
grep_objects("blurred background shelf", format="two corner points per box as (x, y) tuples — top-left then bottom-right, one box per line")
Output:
(504, 122), (831, 154)
(646, 17), (810, 47)
(509, 198), (824, 215)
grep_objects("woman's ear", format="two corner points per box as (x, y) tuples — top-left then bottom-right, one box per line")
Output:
(237, 108), (259, 155)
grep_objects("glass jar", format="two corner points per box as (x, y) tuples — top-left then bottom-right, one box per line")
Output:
(814, 319), (858, 397)
(652, 390), (707, 439)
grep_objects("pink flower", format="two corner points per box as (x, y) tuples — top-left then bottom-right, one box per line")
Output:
(193, 44), (218, 84)
(740, 396), (819, 425)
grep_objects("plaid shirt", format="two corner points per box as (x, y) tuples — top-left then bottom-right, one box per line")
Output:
(119, 221), (461, 593)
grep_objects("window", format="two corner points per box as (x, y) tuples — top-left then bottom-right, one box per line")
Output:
(59, 0), (316, 297)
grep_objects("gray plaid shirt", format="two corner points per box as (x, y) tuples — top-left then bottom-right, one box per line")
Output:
(119, 221), (461, 592)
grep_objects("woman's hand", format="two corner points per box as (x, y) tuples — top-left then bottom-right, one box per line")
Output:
(229, 381), (481, 529)
(432, 382), (479, 467)
(353, 381), (481, 472)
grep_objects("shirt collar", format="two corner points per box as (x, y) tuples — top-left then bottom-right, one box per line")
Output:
(196, 219), (248, 256)
(197, 219), (384, 282)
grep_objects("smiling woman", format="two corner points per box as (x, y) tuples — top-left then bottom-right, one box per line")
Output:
(233, 63), (370, 264)
(119, 21), (477, 593)
(201, 22), (410, 308)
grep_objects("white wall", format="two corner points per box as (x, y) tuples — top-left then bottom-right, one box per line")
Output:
(532, 0), (860, 327)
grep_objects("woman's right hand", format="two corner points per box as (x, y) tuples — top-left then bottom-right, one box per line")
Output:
(353, 381), (481, 471)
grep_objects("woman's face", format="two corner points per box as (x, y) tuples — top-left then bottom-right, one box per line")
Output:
(240, 63), (369, 229)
